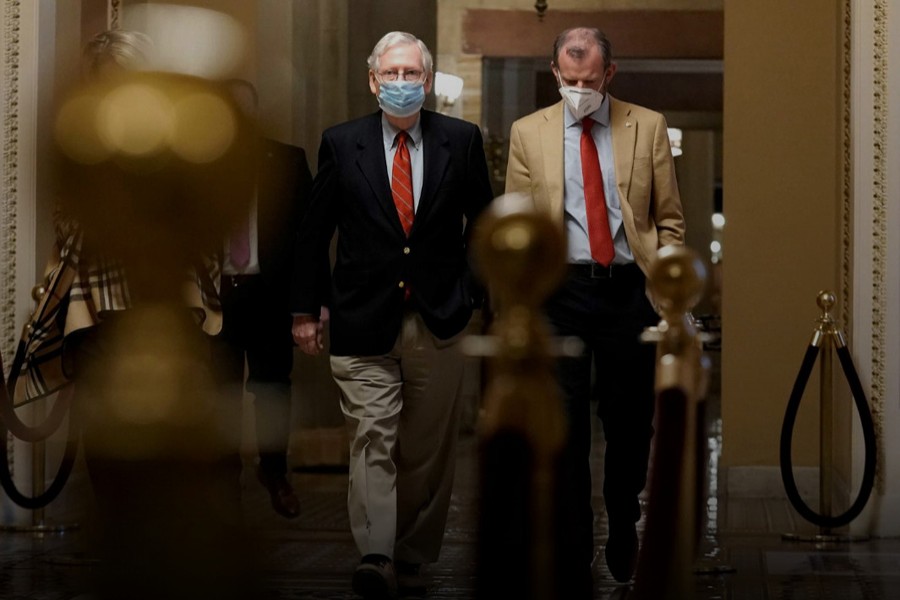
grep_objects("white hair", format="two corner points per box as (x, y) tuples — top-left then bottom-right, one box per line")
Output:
(366, 31), (433, 74)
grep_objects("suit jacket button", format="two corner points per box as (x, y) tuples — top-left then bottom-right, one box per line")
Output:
(403, 246), (411, 255)
(398, 281), (405, 288)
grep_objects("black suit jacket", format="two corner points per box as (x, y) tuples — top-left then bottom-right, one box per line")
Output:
(254, 138), (312, 308)
(291, 110), (493, 356)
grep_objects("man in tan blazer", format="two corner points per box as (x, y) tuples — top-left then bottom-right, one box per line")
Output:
(505, 26), (685, 591)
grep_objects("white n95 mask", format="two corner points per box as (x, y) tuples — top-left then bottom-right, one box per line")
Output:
(559, 85), (604, 121)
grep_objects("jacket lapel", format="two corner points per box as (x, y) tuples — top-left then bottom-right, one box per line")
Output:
(609, 96), (636, 204)
(413, 111), (449, 231)
(539, 102), (565, 219)
(355, 113), (405, 236)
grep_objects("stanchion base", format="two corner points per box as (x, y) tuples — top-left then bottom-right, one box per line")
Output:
(43, 553), (101, 567)
(0, 522), (79, 535)
(694, 559), (737, 575)
(782, 532), (870, 544)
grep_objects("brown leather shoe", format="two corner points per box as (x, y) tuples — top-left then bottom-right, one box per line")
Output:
(257, 470), (300, 519)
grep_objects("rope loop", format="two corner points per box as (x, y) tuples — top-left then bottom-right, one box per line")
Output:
(780, 342), (877, 528)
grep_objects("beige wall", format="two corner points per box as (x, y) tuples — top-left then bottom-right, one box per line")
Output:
(722, 0), (842, 469)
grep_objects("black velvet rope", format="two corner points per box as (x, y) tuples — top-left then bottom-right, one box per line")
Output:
(0, 351), (79, 510)
(632, 387), (691, 598)
(779, 343), (877, 529)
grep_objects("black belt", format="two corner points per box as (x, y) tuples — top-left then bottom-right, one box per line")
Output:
(568, 262), (640, 279)
(221, 273), (260, 287)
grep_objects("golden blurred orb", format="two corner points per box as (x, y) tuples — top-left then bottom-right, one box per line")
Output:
(648, 245), (707, 315)
(472, 193), (567, 308)
(170, 92), (236, 163)
(55, 92), (111, 164)
(98, 83), (174, 157)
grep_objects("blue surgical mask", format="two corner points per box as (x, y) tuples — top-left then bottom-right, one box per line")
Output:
(378, 81), (426, 118)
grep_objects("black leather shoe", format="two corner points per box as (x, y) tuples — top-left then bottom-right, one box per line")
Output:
(257, 470), (300, 519)
(605, 523), (638, 583)
(353, 554), (397, 599)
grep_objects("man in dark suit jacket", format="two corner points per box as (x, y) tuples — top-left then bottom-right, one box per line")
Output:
(291, 32), (492, 599)
(214, 80), (313, 519)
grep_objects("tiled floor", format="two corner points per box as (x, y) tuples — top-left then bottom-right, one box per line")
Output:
(2, 395), (899, 599)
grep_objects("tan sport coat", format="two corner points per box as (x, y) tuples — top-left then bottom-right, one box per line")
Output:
(505, 97), (685, 277)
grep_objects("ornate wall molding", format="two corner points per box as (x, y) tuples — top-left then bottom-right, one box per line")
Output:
(109, 0), (121, 30)
(870, 0), (887, 490)
(2, 0), (21, 468)
(2, 2), (20, 370)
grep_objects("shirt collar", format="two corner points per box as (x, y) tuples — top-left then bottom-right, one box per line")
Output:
(564, 94), (610, 129)
(382, 113), (423, 149)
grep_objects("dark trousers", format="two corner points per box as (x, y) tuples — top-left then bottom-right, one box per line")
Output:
(212, 274), (294, 479)
(545, 264), (658, 569)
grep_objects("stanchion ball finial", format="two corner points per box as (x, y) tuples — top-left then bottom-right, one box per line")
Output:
(816, 290), (836, 313)
(648, 245), (707, 316)
(471, 193), (567, 309)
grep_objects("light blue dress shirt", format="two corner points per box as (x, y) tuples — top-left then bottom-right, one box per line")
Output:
(563, 96), (634, 265)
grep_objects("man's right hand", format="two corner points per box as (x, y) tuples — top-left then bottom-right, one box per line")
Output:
(293, 314), (324, 355)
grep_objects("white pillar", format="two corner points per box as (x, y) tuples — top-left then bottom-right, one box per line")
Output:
(850, 0), (900, 536)
(1, 0), (42, 527)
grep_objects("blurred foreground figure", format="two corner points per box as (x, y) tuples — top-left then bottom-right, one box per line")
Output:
(49, 30), (257, 600)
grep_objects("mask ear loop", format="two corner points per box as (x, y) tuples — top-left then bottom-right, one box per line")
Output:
(553, 66), (564, 90)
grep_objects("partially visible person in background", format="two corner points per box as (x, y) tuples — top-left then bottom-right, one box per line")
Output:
(81, 28), (151, 78)
(210, 78), (313, 519)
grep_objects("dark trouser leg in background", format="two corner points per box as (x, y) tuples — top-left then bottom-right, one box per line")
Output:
(215, 276), (297, 517)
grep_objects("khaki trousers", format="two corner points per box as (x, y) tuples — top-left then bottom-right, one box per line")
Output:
(330, 311), (464, 563)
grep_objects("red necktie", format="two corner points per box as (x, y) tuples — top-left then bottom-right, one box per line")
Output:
(391, 131), (415, 236)
(580, 117), (615, 266)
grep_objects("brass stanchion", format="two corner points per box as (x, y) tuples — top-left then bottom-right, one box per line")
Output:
(0, 401), (76, 535)
(631, 245), (714, 600)
(468, 193), (578, 600)
(781, 291), (874, 544)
